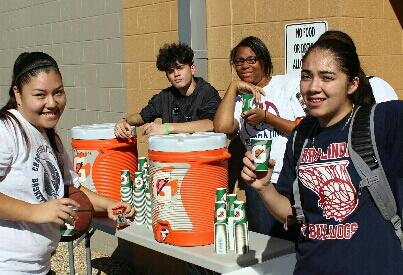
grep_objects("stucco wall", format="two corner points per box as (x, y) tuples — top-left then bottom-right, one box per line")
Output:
(0, 0), (401, 156)
(206, 0), (403, 99)
(0, 0), (127, 153)
(122, 0), (178, 157)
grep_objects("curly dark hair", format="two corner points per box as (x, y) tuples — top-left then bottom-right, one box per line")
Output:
(230, 36), (273, 77)
(156, 42), (194, 71)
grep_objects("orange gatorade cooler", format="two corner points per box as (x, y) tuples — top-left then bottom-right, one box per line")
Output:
(148, 133), (230, 246)
(71, 123), (137, 204)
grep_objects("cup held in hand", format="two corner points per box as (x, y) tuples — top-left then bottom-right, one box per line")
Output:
(250, 138), (272, 171)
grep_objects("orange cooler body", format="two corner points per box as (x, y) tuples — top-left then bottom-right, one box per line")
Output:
(71, 123), (138, 203)
(148, 133), (230, 246)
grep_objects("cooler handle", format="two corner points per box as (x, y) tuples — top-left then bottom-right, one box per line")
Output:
(101, 139), (136, 151)
(197, 151), (231, 164)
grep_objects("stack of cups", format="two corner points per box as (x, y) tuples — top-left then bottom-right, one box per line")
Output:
(233, 201), (249, 254)
(144, 174), (152, 229)
(250, 138), (272, 172)
(214, 188), (249, 255)
(138, 157), (152, 229)
(214, 188), (228, 254)
(133, 171), (146, 225)
(226, 194), (237, 251)
(120, 170), (133, 205)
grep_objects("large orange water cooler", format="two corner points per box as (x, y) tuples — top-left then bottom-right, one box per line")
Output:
(71, 123), (138, 203)
(148, 133), (230, 246)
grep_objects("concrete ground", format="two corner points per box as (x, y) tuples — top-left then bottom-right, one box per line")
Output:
(51, 231), (134, 275)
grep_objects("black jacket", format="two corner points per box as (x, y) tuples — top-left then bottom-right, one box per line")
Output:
(139, 77), (221, 123)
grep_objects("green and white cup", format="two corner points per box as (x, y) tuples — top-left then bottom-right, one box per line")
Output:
(133, 172), (146, 224)
(226, 194), (237, 251)
(138, 157), (148, 172)
(233, 201), (247, 224)
(215, 187), (227, 202)
(215, 201), (227, 224)
(214, 223), (228, 254)
(60, 206), (76, 237)
(120, 170), (133, 204)
(226, 194), (237, 218)
(133, 172), (144, 191)
(242, 93), (254, 113)
(250, 138), (272, 171)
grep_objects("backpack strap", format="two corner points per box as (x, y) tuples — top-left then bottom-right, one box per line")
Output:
(291, 116), (318, 225)
(348, 104), (403, 249)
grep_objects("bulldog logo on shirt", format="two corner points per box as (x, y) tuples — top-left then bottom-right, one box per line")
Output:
(299, 160), (358, 222)
(298, 142), (359, 240)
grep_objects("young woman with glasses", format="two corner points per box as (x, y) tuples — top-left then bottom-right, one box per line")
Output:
(214, 36), (305, 239)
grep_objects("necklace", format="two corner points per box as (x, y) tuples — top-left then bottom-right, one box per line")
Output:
(311, 104), (355, 148)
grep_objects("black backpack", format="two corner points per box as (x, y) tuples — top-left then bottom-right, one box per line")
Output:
(291, 104), (403, 249)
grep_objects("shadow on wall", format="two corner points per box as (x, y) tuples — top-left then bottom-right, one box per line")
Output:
(390, 0), (403, 28)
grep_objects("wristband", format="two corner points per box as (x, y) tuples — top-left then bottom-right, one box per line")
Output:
(163, 123), (170, 135)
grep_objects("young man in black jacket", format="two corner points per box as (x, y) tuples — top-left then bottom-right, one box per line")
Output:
(115, 42), (220, 137)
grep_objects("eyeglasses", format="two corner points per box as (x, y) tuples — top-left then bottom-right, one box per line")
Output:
(233, 56), (260, 66)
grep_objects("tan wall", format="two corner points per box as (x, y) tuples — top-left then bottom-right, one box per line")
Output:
(122, 0), (178, 157)
(124, 0), (402, 156)
(206, 0), (403, 99)
(0, 1), (127, 155)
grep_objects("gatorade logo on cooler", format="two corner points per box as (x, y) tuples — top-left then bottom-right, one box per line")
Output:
(74, 152), (91, 183)
(156, 178), (169, 194)
(153, 169), (178, 202)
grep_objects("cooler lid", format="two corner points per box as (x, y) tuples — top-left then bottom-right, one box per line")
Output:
(71, 123), (136, 140)
(148, 132), (227, 152)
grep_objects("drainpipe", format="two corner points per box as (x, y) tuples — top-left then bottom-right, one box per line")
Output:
(178, 0), (208, 80)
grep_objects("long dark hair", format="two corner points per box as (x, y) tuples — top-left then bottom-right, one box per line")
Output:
(230, 36), (273, 77)
(302, 38), (374, 106)
(1, 52), (64, 172)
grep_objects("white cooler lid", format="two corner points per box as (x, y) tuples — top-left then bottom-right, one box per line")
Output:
(71, 123), (136, 140)
(148, 132), (227, 152)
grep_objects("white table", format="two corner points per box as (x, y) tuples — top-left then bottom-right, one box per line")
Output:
(88, 218), (296, 274)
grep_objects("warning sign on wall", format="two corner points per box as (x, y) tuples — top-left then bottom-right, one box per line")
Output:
(285, 21), (328, 74)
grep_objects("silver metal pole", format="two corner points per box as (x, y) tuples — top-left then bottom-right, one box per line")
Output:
(178, 0), (208, 80)
(67, 241), (75, 275)
(85, 234), (92, 275)
(84, 228), (96, 275)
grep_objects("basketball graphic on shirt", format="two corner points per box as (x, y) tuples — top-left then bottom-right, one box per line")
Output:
(43, 159), (61, 199)
(298, 160), (358, 222)
(36, 145), (61, 200)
